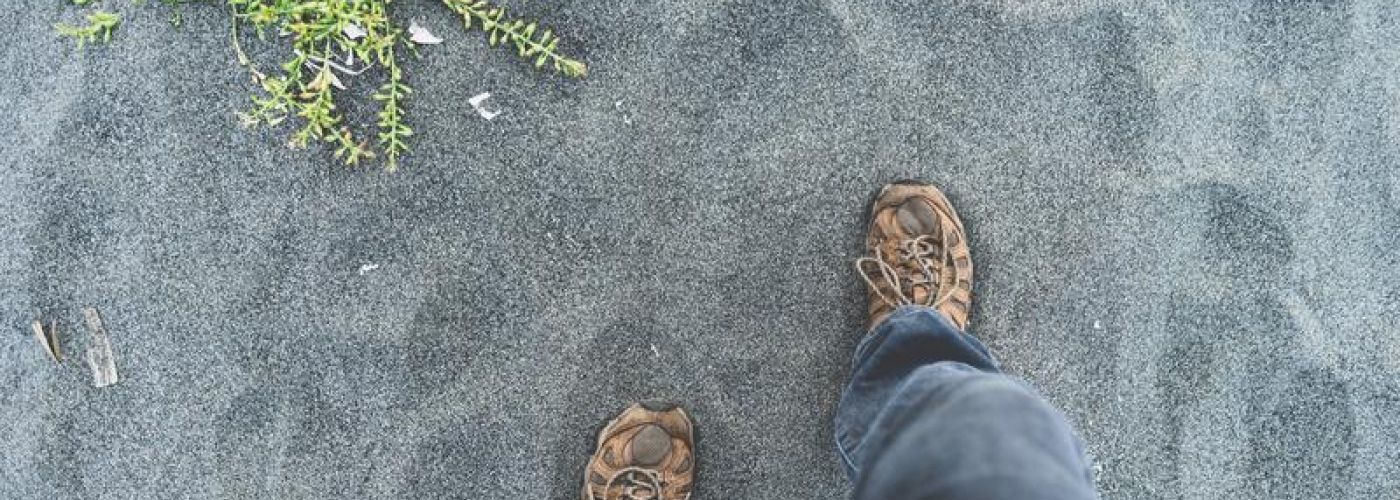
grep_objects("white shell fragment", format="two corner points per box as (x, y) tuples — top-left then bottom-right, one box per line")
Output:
(343, 23), (368, 40)
(469, 92), (502, 120)
(82, 307), (119, 388)
(409, 21), (443, 45)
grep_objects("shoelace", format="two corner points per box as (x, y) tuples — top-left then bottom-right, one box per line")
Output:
(599, 466), (666, 500)
(855, 234), (954, 308)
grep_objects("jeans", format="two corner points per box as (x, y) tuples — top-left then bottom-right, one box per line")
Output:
(835, 306), (1099, 500)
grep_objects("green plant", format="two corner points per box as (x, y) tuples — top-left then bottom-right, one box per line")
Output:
(229, 0), (404, 167)
(56, 0), (586, 170)
(441, 0), (586, 77)
(55, 11), (121, 48)
(373, 56), (412, 166)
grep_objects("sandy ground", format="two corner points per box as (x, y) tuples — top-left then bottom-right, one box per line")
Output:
(2, 0), (1397, 498)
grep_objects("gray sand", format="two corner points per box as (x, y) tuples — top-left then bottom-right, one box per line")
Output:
(1, 0), (1397, 498)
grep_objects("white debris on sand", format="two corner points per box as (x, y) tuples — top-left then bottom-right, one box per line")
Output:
(82, 307), (119, 388)
(469, 92), (501, 120)
(408, 21), (443, 45)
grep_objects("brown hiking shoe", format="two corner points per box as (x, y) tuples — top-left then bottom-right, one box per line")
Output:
(581, 401), (696, 500)
(856, 181), (974, 330)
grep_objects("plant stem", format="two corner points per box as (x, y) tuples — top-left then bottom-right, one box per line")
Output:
(440, 0), (587, 77)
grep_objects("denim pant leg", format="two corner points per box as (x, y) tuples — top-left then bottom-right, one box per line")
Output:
(835, 306), (1098, 500)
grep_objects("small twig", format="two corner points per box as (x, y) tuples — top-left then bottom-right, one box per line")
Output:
(82, 307), (119, 388)
(31, 319), (61, 364)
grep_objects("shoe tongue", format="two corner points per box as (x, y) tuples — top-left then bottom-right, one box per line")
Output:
(895, 200), (939, 236)
(629, 424), (672, 466)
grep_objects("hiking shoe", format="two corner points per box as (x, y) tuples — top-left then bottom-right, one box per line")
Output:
(581, 401), (696, 500)
(856, 180), (974, 330)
